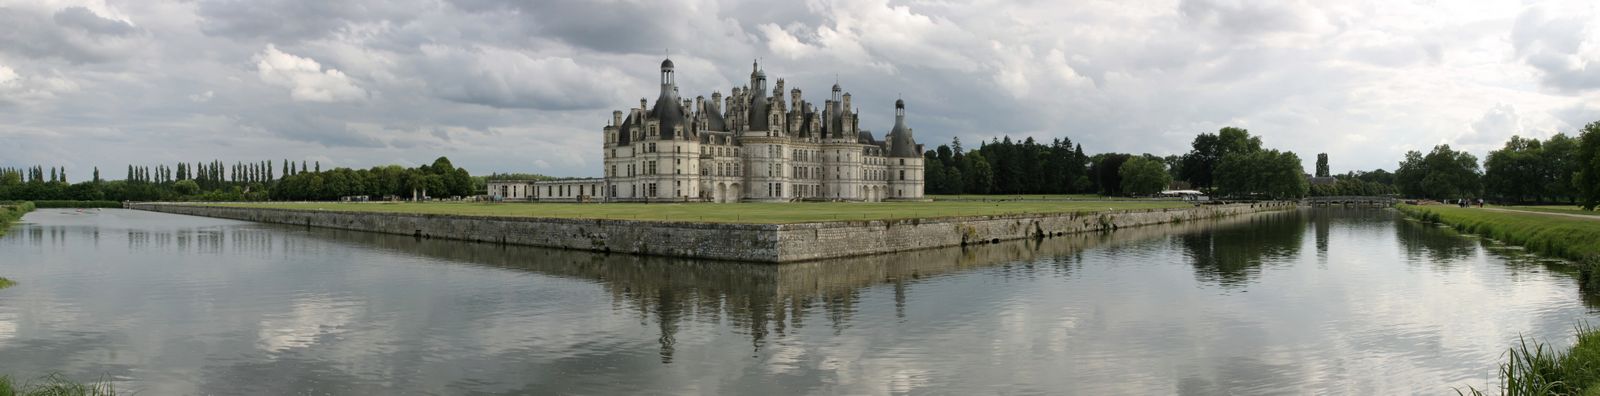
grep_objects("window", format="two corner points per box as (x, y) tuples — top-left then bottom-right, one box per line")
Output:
(648, 183), (658, 197)
(900, 170), (906, 181)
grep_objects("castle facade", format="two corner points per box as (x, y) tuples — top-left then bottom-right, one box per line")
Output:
(490, 58), (925, 203)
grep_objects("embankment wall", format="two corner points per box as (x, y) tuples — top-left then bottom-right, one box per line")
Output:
(128, 202), (1295, 263)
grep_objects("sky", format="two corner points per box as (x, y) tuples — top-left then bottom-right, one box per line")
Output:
(1, 0), (1598, 180)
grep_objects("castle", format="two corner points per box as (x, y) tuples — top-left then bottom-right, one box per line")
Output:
(488, 58), (925, 203)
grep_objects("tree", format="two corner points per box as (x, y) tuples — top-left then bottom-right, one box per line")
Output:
(1579, 121), (1600, 210)
(1119, 156), (1172, 196)
(1396, 144), (1481, 200)
(172, 179), (200, 196)
(1089, 153), (1132, 196)
(964, 151), (993, 194)
(1214, 150), (1308, 199)
(1181, 127), (1262, 190)
(1315, 153), (1330, 177)
(1544, 133), (1580, 203)
(1484, 136), (1545, 203)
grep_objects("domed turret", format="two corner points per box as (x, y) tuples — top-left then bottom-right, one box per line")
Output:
(888, 99), (918, 157)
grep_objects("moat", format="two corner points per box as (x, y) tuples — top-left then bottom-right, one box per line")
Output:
(0, 208), (1594, 394)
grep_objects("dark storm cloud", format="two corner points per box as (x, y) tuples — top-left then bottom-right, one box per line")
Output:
(0, 6), (141, 63)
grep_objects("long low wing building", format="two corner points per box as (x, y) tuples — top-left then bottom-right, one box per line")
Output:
(491, 58), (927, 203)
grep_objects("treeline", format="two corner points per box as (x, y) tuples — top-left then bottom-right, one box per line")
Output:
(921, 137), (1088, 195)
(923, 127), (1318, 198)
(1389, 120), (1600, 208)
(0, 157), (474, 202)
(270, 158), (473, 201)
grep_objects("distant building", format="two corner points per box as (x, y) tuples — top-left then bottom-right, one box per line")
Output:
(489, 58), (926, 203)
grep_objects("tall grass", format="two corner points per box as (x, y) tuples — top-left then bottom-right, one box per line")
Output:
(0, 374), (116, 396)
(0, 201), (35, 237)
(1459, 325), (1600, 396)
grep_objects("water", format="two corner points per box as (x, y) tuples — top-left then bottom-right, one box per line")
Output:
(0, 208), (1593, 394)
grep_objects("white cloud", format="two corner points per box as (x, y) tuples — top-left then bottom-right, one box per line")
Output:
(254, 44), (367, 102)
(2, 0), (1599, 179)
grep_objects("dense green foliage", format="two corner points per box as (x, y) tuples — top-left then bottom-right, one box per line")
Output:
(1483, 134), (1580, 204)
(1315, 153), (1330, 177)
(29, 201), (120, 208)
(1180, 127), (1262, 190)
(270, 157), (473, 201)
(0, 373), (115, 396)
(1214, 149), (1309, 199)
(920, 127), (1323, 198)
(922, 136), (1090, 195)
(0, 157), (473, 202)
(1089, 153), (1132, 196)
(1308, 171), (1399, 197)
(1396, 145), (1482, 200)
(1118, 156), (1171, 196)
(1579, 122), (1600, 210)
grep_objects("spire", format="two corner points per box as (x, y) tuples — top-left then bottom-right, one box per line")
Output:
(659, 57), (675, 88)
(888, 99), (917, 157)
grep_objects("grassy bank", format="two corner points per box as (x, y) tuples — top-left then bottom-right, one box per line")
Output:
(0, 374), (115, 396)
(0, 201), (35, 237)
(1497, 205), (1600, 218)
(1397, 204), (1600, 266)
(1461, 326), (1600, 395)
(207, 200), (1195, 224)
(29, 200), (121, 209)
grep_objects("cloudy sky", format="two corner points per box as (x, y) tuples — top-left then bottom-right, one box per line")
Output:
(1, 0), (1598, 179)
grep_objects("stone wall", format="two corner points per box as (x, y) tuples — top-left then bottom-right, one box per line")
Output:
(128, 202), (1294, 263)
(772, 202), (1296, 261)
(127, 203), (778, 262)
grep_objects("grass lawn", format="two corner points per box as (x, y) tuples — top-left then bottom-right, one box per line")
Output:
(929, 194), (1134, 201)
(1399, 204), (1600, 263)
(208, 201), (1194, 224)
(1496, 205), (1600, 217)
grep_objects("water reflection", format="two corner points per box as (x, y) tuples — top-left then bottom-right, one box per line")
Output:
(296, 212), (1272, 363)
(1395, 215), (1479, 263)
(1174, 209), (1306, 287)
(1, 208), (1598, 394)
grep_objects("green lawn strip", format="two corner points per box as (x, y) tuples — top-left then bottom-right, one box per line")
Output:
(204, 201), (1194, 224)
(1398, 205), (1600, 265)
(929, 194), (1117, 201)
(1499, 205), (1600, 218)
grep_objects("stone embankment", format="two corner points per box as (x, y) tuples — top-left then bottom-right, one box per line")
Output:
(128, 202), (1296, 263)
